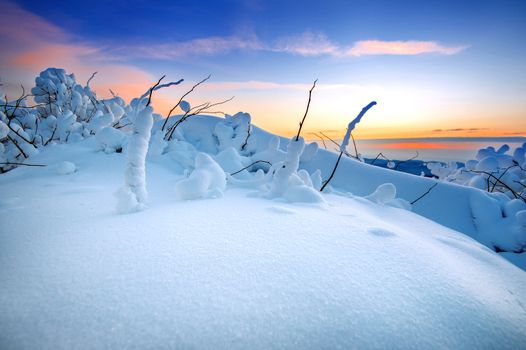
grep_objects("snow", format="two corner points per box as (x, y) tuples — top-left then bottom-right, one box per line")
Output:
(1, 138), (526, 349)
(55, 160), (76, 175)
(118, 100), (154, 213)
(517, 210), (526, 227)
(95, 126), (126, 153)
(174, 152), (226, 200)
(0, 120), (8, 139)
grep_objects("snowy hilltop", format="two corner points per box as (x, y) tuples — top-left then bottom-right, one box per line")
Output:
(1, 68), (526, 349)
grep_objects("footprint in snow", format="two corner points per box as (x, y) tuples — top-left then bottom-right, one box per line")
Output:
(367, 227), (397, 238)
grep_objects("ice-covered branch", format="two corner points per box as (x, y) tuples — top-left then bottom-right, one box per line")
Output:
(139, 76), (184, 106)
(340, 101), (376, 153)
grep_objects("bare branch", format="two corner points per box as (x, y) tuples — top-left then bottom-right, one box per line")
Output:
(141, 76), (184, 107)
(230, 160), (272, 176)
(309, 132), (327, 149)
(162, 75), (211, 131)
(295, 79), (317, 141)
(394, 151), (419, 170)
(6, 135), (27, 158)
(0, 162), (46, 167)
(165, 96), (234, 141)
(411, 183), (438, 205)
(350, 133), (359, 159)
(86, 72), (98, 87)
(320, 151), (344, 192)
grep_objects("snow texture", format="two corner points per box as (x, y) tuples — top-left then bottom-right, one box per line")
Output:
(1, 140), (526, 349)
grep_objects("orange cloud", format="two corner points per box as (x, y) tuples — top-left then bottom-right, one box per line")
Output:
(269, 32), (468, 57)
(347, 40), (469, 56)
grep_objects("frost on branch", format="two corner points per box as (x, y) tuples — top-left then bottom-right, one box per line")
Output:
(340, 101), (377, 153)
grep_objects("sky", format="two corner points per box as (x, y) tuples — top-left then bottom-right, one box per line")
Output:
(1, 0), (525, 140)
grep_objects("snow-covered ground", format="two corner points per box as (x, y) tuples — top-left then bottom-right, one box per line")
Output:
(2, 133), (526, 349)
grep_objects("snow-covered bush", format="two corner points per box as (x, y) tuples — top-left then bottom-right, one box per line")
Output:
(427, 143), (526, 201)
(0, 68), (128, 172)
(116, 98), (154, 213)
(426, 143), (526, 253)
(174, 153), (226, 200)
(263, 137), (324, 203)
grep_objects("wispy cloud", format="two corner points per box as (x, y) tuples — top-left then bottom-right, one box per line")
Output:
(271, 32), (468, 57)
(273, 32), (339, 56)
(432, 128), (488, 133)
(347, 40), (469, 56)
(121, 33), (264, 60)
(115, 30), (468, 60)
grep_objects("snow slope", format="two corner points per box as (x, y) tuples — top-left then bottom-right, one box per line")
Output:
(1, 138), (526, 349)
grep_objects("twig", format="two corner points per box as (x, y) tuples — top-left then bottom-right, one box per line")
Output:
(230, 160), (272, 176)
(141, 76), (185, 107)
(490, 164), (517, 192)
(44, 125), (57, 146)
(370, 152), (389, 165)
(320, 151), (343, 192)
(394, 151), (419, 170)
(309, 132), (327, 149)
(165, 96), (234, 141)
(162, 75), (211, 131)
(86, 72), (98, 87)
(350, 133), (359, 159)
(6, 135), (27, 158)
(410, 183), (438, 205)
(0, 162), (46, 167)
(319, 131), (354, 159)
(295, 79), (317, 141)
(241, 124), (251, 150)
(461, 169), (525, 201)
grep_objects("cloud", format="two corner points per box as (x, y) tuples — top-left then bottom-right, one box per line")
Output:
(432, 128), (488, 133)
(270, 32), (468, 57)
(113, 29), (467, 61)
(273, 32), (339, 56)
(121, 33), (264, 60)
(346, 40), (468, 56)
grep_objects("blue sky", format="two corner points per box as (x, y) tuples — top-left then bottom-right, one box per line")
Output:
(2, 0), (526, 138)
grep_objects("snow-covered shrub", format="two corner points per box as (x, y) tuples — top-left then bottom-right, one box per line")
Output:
(0, 68), (129, 172)
(365, 183), (412, 210)
(214, 112), (253, 153)
(427, 144), (526, 253)
(96, 127), (126, 153)
(116, 98), (154, 213)
(174, 152), (226, 200)
(264, 137), (324, 203)
(427, 143), (526, 201)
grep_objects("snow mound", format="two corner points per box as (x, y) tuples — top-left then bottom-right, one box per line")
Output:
(175, 152), (226, 200)
(55, 161), (76, 175)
